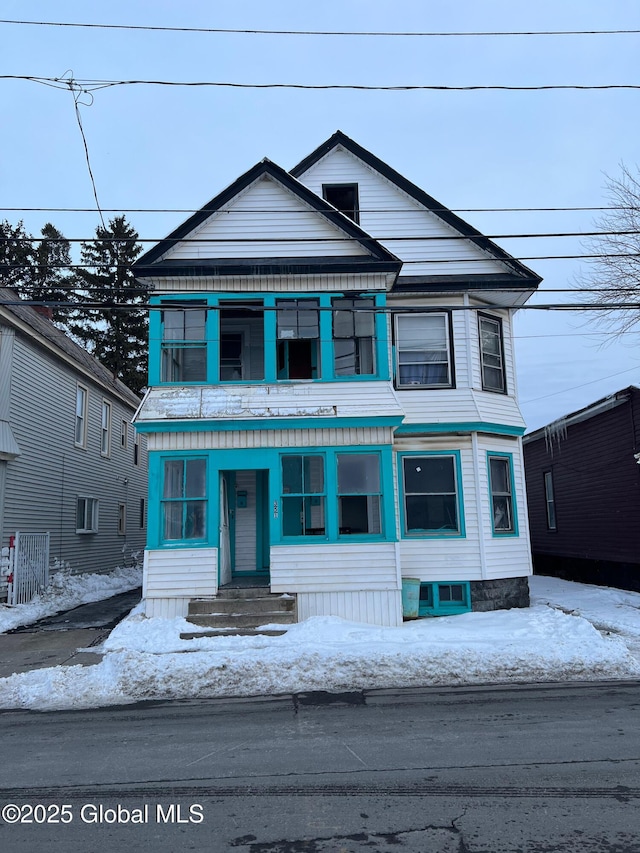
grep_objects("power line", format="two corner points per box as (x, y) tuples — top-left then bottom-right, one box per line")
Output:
(2, 19), (639, 37)
(0, 206), (635, 215)
(5, 75), (640, 92)
(521, 365), (640, 404)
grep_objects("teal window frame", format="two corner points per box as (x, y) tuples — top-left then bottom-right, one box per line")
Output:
(419, 581), (471, 616)
(280, 453), (327, 538)
(487, 452), (518, 536)
(160, 456), (209, 545)
(154, 298), (210, 385)
(399, 451), (465, 538)
(149, 292), (389, 386)
(336, 451), (383, 537)
(332, 296), (376, 377)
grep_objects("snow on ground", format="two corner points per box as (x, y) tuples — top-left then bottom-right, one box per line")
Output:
(0, 573), (639, 711)
(0, 566), (142, 634)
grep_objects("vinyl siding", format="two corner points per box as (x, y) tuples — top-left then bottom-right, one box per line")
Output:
(161, 175), (369, 261)
(297, 590), (402, 626)
(146, 272), (393, 294)
(296, 148), (509, 277)
(147, 426), (395, 451)
(270, 542), (399, 592)
(143, 547), (218, 598)
(233, 469), (257, 572)
(3, 333), (147, 575)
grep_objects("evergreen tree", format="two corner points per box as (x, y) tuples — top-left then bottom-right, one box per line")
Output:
(27, 223), (74, 323)
(0, 220), (34, 289)
(71, 216), (147, 394)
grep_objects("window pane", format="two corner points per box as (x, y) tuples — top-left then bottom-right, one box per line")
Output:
(304, 456), (324, 493)
(492, 496), (512, 531)
(282, 496), (303, 535)
(404, 457), (455, 494)
(354, 301), (375, 337)
(334, 338), (357, 375)
(76, 499), (86, 529)
(185, 459), (206, 498)
(406, 494), (458, 532)
(282, 456), (302, 494)
(163, 503), (183, 540)
(398, 315), (446, 348)
(184, 501), (206, 539)
(338, 454), (380, 494)
(339, 494), (380, 534)
(164, 460), (184, 498)
(333, 303), (354, 338)
(490, 458), (510, 494)
(184, 309), (206, 339)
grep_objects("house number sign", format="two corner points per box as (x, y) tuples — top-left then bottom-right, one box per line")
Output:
(273, 500), (279, 518)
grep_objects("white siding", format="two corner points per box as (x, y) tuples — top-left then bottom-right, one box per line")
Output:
(143, 547), (218, 598)
(233, 470), (256, 572)
(145, 597), (189, 618)
(297, 148), (510, 277)
(161, 175), (369, 261)
(297, 590), (402, 626)
(146, 272), (393, 293)
(270, 542), (399, 593)
(147, 426), (395, 451)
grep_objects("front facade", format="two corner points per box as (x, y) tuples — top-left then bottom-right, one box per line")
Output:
(134, 133), (540, 624)
(0, 290), (148, 593)
(524, 386), (640, 591)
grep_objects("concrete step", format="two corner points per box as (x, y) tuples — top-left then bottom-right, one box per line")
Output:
(180, 628), (289, 639)
(216, 586), (272, 600)
(188, 596), (295, 616)
(187, 611), (296, 629)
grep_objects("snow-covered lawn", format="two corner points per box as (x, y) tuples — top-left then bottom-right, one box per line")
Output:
(0, 574), (639, 711)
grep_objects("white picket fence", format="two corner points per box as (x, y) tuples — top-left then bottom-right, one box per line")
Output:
(6, 532), (50, 606)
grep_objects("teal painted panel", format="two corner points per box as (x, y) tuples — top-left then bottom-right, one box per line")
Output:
(396, 422), (525, 437)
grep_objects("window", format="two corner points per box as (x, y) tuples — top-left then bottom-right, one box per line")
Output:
(76, 497), (99, 533)
(402, 455), (461, 535)
(281, 454), (325, 536)
(140, 498), (146, 529)
(134, 432), (140, 466)
(276, 299), (319, 379)
(332, 297), (375, 376)
(219, 301), (264, 381)
(121, 419), (128, 450)
(100, 400), (111, 457)
(337, 453), (381, 534)
(322, 183), (359, 223)
(479, 314), (506, 393)
(419, 582), (471, 616)
(488, 454), (516, 534)
(544, 471), (557, 531)
(161, 304), (207, 382)
(75, 384), (88, 447)
(395, 314), (452, 388)
(117, 503), (127, 536)
(162, 458), (207, 541)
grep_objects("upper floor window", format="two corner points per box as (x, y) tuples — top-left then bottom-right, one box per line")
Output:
(134, 431), (140, 466)
(322, 183), (359, 223)
(100, 400), (112, 457)
(75, 384), (88, 448)
(479, 314), (506, 393)
(488, 454), (515, 535)
(277, 299), (320, 380)
(332, 297), (375, 376)
(395, 313), (452, 389)
(219, 301), (264, 381)
(120, 419), (128, 450)
(161, 304), (207, 383)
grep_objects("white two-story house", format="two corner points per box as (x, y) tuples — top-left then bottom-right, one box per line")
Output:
(133, 132), (540, 625)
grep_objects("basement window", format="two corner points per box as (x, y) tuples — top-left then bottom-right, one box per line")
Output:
(419, 582), (471, 617)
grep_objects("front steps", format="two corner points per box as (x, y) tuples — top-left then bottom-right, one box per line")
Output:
(181, 586), (297, 638)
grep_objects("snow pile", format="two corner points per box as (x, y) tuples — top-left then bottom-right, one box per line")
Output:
(0, 566), (142, 634)
(0, 597), (638, 711)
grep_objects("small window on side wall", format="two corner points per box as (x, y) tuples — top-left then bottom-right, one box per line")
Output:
(75, 384), (88, 448)
(395, 314), (452, 389)
(322, 183), (359, 223)
(77, 497), (99, 533)
(479, 314), (506, 393)
(544, 471), (557, 530)
(488, 454), (516, 535)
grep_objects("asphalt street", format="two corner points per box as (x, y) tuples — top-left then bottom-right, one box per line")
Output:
(1, 681), (639, 852)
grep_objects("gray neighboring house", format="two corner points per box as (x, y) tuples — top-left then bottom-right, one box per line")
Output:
(0, 289), (148, 596)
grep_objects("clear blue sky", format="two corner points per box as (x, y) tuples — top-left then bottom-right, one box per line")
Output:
(2, 0), (639, 429)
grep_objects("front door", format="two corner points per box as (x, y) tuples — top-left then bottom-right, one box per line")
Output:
(220, 469), (270, 579)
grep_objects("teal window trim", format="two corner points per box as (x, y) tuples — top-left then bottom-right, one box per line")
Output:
(395, 423), (525, 437)
(398, 450), (466, 538)
(419, 581), (471, 616)
(149, 291), (389, 387)
(148, 450), (214, 549)
(487, 451), (519, 537)
(335, 449), (387, 539)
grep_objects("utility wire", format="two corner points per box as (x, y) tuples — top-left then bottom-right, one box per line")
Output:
(4, 75), (640, 92)
(0, 206), (635, 214)
(2, 19), (639, 37)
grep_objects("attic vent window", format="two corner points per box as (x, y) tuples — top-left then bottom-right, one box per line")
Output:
(322, 183), (359, 223)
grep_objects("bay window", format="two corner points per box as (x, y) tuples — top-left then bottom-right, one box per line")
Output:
(395, 313), (452, 388)
(488, 454), (516, 534)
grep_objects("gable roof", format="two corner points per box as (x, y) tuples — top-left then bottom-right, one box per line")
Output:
(133, 158), (401, 279)
(0, 288), (141, 408)
(291, 131), (542, 290)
